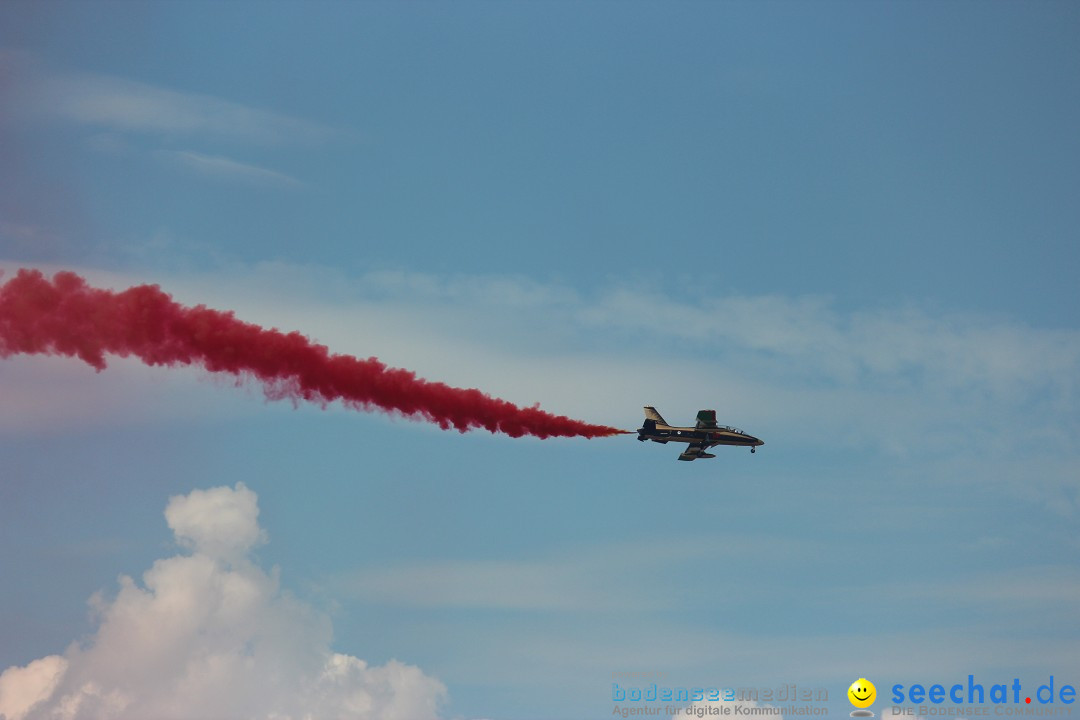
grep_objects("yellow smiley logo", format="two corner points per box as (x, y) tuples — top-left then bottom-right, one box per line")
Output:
(848, 678), (876, 708)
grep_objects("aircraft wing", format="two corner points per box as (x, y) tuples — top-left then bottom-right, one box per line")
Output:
(678, 443), (713, 461)
(695, 409), (718, 429)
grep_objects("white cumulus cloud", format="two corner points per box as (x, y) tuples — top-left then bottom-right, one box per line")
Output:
(0, 483), (446, 720)
(165, 483), (267, 563)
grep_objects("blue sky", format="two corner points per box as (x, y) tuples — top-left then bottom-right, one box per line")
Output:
(1, 2), (1078, 719)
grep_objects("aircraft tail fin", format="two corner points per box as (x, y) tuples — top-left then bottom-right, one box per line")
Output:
(643, 406), (668, 426)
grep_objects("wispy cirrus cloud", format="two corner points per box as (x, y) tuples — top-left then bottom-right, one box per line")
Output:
(38, 70), (334, 144)
(332, 538), (761, 612)
(3, 56), (337, 191)
(572, 288), (1080, 397)
(312, 268), (1080, 403)
(162, 150), (303, 188)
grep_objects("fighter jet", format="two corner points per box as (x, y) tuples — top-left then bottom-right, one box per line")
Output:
(637, 406), (764, 461)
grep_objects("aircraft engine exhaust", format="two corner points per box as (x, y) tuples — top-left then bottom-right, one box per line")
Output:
(0, 269), (626, 439)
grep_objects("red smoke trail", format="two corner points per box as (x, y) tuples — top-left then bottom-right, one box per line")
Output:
(0, 269), (626, 438)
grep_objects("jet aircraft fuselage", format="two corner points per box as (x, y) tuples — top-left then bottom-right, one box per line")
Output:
(637, 406), (763, 461)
